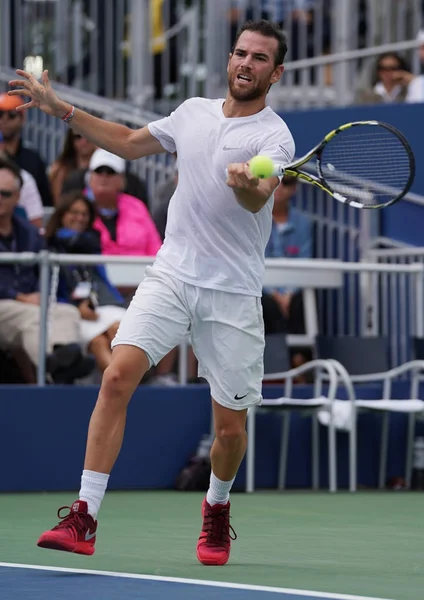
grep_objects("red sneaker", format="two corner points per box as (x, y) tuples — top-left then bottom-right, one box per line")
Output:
(196, 498), (237, 566)
(37, 500), (97, 556)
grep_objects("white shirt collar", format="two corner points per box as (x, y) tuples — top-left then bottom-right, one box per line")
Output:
(374, 82), (403, 102)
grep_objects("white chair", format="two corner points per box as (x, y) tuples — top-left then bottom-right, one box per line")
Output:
(316, 336), (424, 491)
(245, 334), (349, 493)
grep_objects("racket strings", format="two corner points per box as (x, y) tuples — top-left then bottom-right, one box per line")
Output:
(320, 126), (412, 206)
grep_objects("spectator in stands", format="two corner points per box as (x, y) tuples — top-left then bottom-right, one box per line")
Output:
(151, 170), (178, 240)
(87, 149), (162, 256)
(49, 129), (97, 205)
(355, 53), (411, 105)
(62, 144), (149, 208)
(0, 94), (53, 207)
(0, 134), (44, 228)
(0, 156), (95, 383)
(262, 175), (312, 336)
(45, 191), (127, 373)
(406, 30), (424, 103)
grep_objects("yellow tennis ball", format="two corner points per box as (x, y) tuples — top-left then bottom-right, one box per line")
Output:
(249, 155), (275, 179)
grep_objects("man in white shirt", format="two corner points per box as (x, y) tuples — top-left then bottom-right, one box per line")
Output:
(405, 30), (424, 104)
(9, 19), (295, 565)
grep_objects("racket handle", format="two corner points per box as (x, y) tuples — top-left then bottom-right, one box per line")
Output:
(271, 163), (285, 177)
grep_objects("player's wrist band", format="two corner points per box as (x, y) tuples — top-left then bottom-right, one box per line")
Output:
(61, 105), (75, 124)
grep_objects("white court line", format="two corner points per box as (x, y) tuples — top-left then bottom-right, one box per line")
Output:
(0, 562), (395, 600)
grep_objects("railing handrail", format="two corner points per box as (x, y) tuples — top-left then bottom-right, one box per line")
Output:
(2, 38), (423, 108)
(0, 66), (160, 126)
(297, 161), (424, 208)
(368, 246), (424, 259)
(280, 39), (424, 72)
(0, 252), (422, 274)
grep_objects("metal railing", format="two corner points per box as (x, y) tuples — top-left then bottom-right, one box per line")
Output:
(364, 246), (424, 366)
(1, 0), (423, 112)
(0, 252), (422, 386)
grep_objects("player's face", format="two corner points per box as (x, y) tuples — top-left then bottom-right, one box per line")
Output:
(227, 31), (284, 102)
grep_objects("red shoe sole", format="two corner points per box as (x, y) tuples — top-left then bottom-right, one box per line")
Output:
(37, 536), (95, 556)
(196, 548), (230, 566)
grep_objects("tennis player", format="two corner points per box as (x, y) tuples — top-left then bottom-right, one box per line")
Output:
(9, 19), (295, 566)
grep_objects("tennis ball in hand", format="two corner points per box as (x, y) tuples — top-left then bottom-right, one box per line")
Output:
(249, 155), (275, 179)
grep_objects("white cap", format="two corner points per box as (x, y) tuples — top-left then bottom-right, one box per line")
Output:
(89, 149), (125, 173)
(417, 29), (424, 45)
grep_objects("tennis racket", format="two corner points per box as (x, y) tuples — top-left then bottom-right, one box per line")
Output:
(270, 121), (415, 209)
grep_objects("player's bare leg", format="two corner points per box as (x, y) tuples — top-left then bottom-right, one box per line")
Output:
(210, 400), (248, 480)
(37, 344), (150, 555)
(197, 399), (247, 566)
(84, 345), (150, 473)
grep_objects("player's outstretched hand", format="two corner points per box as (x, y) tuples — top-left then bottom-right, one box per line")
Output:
(226, 162), (259, 190)
(8, 69), (68, 118)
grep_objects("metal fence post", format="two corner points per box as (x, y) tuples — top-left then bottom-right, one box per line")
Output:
(414, 264), (424, 339)
(37, 250), (50, 386)
(332, 0), (353, 106)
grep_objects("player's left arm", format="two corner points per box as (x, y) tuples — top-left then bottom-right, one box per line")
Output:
(226, 163), (279, 213)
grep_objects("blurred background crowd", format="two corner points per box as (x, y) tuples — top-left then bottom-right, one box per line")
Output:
(0, 0), (423, 387)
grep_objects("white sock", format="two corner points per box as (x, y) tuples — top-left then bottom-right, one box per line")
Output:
(79, 469), (110, 518)
(206, 471), (235, 506)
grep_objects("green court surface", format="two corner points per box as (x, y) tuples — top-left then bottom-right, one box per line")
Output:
(0, 491), (422, 600)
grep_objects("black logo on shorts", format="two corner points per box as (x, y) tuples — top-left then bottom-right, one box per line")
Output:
(234, 393), (248, 400)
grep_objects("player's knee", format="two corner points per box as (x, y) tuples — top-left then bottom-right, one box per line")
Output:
(215, 424), (246, 447)
(100, 364), (133, 406)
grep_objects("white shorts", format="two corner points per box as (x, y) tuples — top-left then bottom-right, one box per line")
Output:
(112, 266), (265, 410)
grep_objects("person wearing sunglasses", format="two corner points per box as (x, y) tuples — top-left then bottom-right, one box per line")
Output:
(0, 155), (95, 383)
(49, 129), (97, 205)
(355, 52), (411, 105)
(0, 94), (53, 207)
(0, 133), (44, 229)
(86, 149), (162, 257)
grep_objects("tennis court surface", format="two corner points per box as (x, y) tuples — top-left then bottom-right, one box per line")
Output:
(0, 491), (422, 600)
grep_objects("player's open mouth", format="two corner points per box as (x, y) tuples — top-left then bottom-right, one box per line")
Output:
(237, 74), (252, 83)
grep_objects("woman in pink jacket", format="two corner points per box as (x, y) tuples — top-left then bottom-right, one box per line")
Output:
(86, 149), (162, 256)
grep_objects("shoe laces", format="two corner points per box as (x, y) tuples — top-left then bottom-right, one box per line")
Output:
(203, 505), (237, 545)
(52, 506), (89, 534)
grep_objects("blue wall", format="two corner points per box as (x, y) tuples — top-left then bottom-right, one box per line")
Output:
(1, 384), (422, 493)
(282, 103), (424, 246)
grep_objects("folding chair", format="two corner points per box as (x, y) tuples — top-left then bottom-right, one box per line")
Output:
(316, 336), (424, 490)
(245, 334), (342, 493)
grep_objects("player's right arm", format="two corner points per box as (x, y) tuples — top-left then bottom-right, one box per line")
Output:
(8, 69), (165, 160)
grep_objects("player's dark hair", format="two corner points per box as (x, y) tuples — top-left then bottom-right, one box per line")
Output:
(233, 20), (288, 66)
(0, 155), (23, 188)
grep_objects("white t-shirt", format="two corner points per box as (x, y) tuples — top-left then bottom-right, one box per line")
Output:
(148, 97), (295, 296)
(19, 169), (44, 221)
(406, 75), (424, 103)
